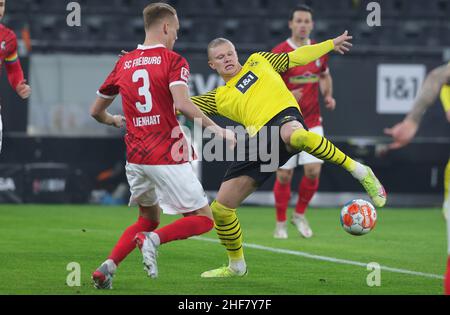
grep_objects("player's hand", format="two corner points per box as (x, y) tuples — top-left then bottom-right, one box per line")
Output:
(112, 114), (126, 128)
(324, 95), (336, 110)
(383, 119), (418, 150)
(16, 80), (31, 99)
(333, 30), (353, 55)
(222, 128), (237, 150)
(291, 88), (303, 102)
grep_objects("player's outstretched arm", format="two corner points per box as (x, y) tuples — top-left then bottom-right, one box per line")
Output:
(171, 85), (236, 149)
(90, 97), (125, 128)
(384, 64), (450, 149)
(287, 31), (352, 68)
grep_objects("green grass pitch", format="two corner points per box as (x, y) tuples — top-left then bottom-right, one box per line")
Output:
(0, 204), (446, 295)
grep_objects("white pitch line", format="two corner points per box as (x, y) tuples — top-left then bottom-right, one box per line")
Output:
(192, 236), (444, 280)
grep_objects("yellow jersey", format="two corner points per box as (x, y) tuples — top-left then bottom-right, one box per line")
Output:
(441, 63), (450, 112)
(191, 40), (334, 136)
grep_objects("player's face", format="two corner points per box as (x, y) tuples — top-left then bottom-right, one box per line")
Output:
(0, 0), (6, 21)
(289, 11), (313, 40)
(208, 42), (240, 77)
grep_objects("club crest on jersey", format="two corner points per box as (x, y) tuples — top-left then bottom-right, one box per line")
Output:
(181, 67), (189, 81)
(236, 71), (258, 94)
(1, 41), (5, 50)
(248, 60), (259, 67)
(315, 59), (321, 68)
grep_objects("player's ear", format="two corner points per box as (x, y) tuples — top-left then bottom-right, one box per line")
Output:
(208, 60), (216, 70)
(163, 23), (169, 35)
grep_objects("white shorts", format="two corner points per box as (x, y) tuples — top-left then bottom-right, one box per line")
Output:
(280, 125), (324, 170)
(125, 162), (209, 215)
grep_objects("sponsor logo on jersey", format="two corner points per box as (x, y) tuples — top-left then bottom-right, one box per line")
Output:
(289, 72), (320, 84)
(235, 71), (258, 94)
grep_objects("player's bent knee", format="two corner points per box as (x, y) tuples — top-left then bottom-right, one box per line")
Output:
(280, 121), (305, 145)
(188, 204), (214, 220)
(210, 200), (235, 220)
(304, 165), (321, 179)
(276, 169), (293, 184)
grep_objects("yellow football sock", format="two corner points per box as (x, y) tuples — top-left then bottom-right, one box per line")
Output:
(290, 128), (356, 172)
(210, 200), (244, 261)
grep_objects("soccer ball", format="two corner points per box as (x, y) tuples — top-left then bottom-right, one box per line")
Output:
(340, 199), (377, 236)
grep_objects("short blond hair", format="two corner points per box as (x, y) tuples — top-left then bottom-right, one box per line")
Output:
(143, 2), (177, 30)
(207, 38), (234, 59)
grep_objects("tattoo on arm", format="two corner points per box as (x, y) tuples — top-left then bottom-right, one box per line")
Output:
(406, 64), (450, 123)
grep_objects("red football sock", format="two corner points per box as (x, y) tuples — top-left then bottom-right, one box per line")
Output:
(445, 256), (450, 295)
(108, 215), (159, 266)
(155, 215), (214, 245)
(273, 179), (291, 222)
(295, 176), (319, 215)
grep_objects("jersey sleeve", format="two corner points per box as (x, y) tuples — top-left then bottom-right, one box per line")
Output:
(190, 89), (219, 116)
(288, 40), (334, 68)
(169, 54), (190, 88)
(97, 60), (121, 99)
(256, 52), (289, 73)
(4, 32), (25, 89)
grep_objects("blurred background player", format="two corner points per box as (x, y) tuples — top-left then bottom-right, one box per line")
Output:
(384, 62), (450, 295)
(191, 33), (386, 277)
(0, 0), (31, 153)
(90, 3), (235, 288)
(271, 4), (336, 239)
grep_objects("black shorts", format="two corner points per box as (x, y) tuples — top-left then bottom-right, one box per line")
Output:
(223, 107), (307, 186)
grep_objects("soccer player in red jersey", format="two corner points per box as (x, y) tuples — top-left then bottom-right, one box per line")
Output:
(90, 3), (235, 288)
(271, 5), (336, 239)
(0, 0), (31, 152)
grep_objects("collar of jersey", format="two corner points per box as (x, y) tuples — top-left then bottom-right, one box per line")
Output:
(225, 65), (247, 87)
(287, 38), (311, 49)
(137, 44), (166, 50)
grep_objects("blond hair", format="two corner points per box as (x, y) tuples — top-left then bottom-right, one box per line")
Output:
(207, 38), (234, 59)
(143, 2), (177, 30)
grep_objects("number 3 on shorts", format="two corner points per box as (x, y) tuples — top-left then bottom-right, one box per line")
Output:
(132, 69), (153, 113)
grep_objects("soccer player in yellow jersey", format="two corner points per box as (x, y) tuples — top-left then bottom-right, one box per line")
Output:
(385, 62), (450, 295)
(191, 31), (387, 278)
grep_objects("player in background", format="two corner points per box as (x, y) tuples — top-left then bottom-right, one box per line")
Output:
(271, 5), (336, 239)
(384, 62), (450, 295)
(90, 3), (235, 288)
(191, 33), (386, 277)
(0, 0), (31, 152)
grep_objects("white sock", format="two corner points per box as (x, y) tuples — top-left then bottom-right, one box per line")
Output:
(229, 259), (247, 274)
(149, 232), (161, 247)
(351, 162), (368, 181)
(104, 259), (117, 274)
